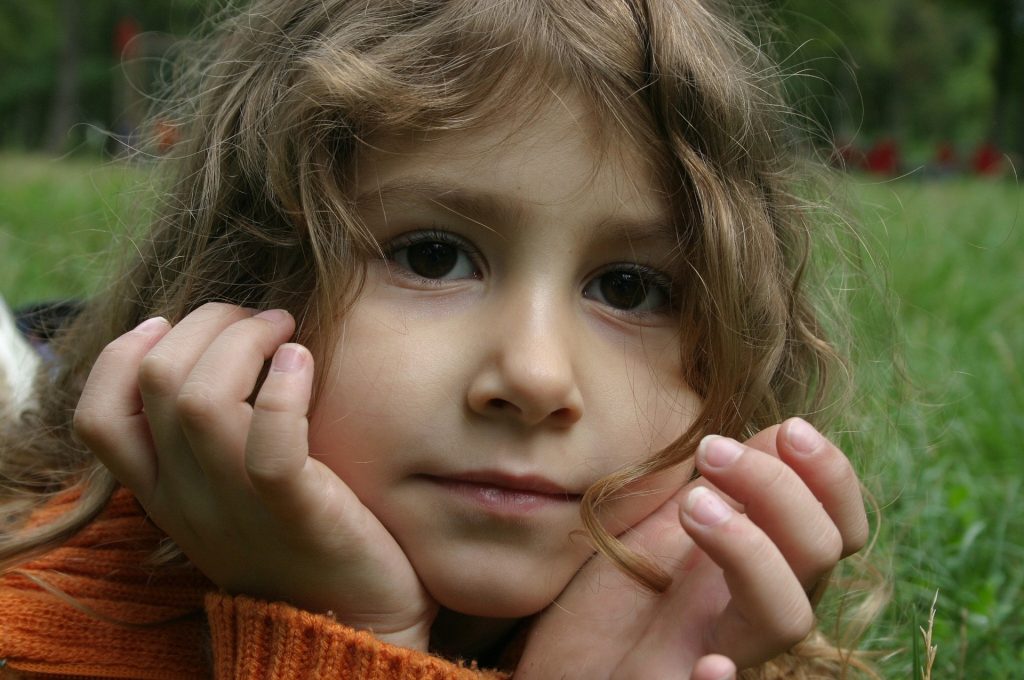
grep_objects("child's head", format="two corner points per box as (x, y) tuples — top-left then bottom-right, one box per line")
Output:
(23, 0), (841, 617)
(312, 89), (699, 617)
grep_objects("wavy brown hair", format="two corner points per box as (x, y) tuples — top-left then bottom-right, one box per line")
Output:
(1, 0), (883, 675)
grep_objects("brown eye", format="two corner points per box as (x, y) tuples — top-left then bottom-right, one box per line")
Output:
(584, 267), (671, 313)
(405, 242), (459, 278)
(600, 271), (646, 309)
(387, 231), (481, 281)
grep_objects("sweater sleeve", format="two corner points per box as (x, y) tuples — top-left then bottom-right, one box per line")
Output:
(205, 593), (510, 680)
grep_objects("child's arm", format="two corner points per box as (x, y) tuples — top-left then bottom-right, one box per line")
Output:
(74, 303), (437, 651)
(515, 420), (869, 678)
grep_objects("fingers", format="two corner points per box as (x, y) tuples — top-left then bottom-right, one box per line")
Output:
(695, 420), (869, 586)
(136, 304), (257, 490)
(175, 308), (297, 487)
(680, 486), (814, 667)
(696, 434), (841, 587)
(678, 421), (868, 666)
(75, 316), (172, 498)
(775, 418), (870, 556)
(78, 303), (304, 511)
(244, 343), (325, 519)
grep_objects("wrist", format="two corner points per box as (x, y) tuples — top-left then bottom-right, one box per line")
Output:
(369, 620), (433, 652)
(339, 607), (437, 653)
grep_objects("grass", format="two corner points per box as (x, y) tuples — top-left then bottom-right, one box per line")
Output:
(845, 176), (1024, 677)
(1, 152), (1021, 676)
(0, 154), (141, 306)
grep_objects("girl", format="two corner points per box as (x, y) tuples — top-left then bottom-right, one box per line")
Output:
(1, 0), (878, 677)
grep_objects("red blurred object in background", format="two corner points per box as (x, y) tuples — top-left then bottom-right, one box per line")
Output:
(865, 137), (900, 176)
(114, 17), (141, 59)
(971, 142), (1003, 176)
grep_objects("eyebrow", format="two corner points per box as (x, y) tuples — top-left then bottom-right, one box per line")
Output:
(355, 178), (521, 234)
(355, 176), (677, 246)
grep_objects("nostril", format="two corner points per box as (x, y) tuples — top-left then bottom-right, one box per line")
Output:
(488, 398), (515, 412)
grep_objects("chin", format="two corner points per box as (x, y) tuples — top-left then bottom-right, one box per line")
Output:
(434, 584), (556, 619)
(423, 562), (574, 619)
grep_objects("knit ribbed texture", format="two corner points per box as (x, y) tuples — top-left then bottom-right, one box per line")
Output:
(1, 490), (510, 679)
(207, 595), (508, 679)
(0, 489), (211, 678)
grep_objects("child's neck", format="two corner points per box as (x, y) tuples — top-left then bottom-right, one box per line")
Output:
(429, 608), (527, 669)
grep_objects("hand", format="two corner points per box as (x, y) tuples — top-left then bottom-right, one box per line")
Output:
(74, 303), (437, 650)
(515, 419), (869, 678)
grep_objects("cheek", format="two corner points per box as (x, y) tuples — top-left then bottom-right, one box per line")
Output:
(306, 296), (475, 499)
(592, 329), (699, 526)
(590, 324), (697, 458)
(307, 307), (422, 478)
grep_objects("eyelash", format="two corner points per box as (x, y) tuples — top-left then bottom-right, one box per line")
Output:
(383, 229), (485, 285)
(381, 229), (675, 317)
(584, 264), (676, 318)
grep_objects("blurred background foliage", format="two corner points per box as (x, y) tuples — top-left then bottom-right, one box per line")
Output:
(0, 0), (205, 153)
(777, 0), (1022, 162)
(0, 0), (1021, 162)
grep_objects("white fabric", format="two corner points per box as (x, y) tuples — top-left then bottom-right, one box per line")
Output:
(0, 294), (40, 415)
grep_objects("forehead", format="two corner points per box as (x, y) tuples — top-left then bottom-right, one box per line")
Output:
(354, 92), (669, 234)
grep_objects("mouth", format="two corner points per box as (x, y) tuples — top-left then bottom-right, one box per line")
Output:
(421, 471), (583, 514)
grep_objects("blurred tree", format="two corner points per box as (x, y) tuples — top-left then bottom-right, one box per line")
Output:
(986, 0), (1023, 151)
(1, 0), (1021, 156)
(0, 0), (206, 153)
(0, 3), (61, 149)
(44, 0), (83, 153)
(773, 0), (1002, 153)
(934, 0), (1024, 150)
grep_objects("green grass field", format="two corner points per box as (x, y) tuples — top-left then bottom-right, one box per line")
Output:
(1, 153), (1021, 677)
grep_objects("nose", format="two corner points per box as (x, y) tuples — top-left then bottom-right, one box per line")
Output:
(466, 293), (583, 428)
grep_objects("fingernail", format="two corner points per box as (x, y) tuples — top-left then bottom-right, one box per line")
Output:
(255, 308), (292, 323)
(134, 317), (169, 334)
(699, 435), (743, 468)
(271, 344), (306, 372)
(787, 418), (822, 455)
(686, 487), (732, 526)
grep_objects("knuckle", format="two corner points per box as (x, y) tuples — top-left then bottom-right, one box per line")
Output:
(197, 301), (244, 317)
(137, 353), (179, 395)
(221, 321), (263, 347)
(72, 407), (107, 449)
(99, 333), (132, 357)
(245, 425), (306, 483)
(252, 391), (295, 415)
(245, 452), (289, 484)
(215, 319), (275, 358)
(175, 387), (218, 426)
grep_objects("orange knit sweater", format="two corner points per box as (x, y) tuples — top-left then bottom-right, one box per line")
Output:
(0, 490), (508, 679)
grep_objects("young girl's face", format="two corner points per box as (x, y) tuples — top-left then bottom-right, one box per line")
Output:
(309, 93), (700, 618)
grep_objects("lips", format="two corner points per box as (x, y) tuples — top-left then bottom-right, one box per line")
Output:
(440, 470), (581, 498)
(421, 470), (583, 513)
